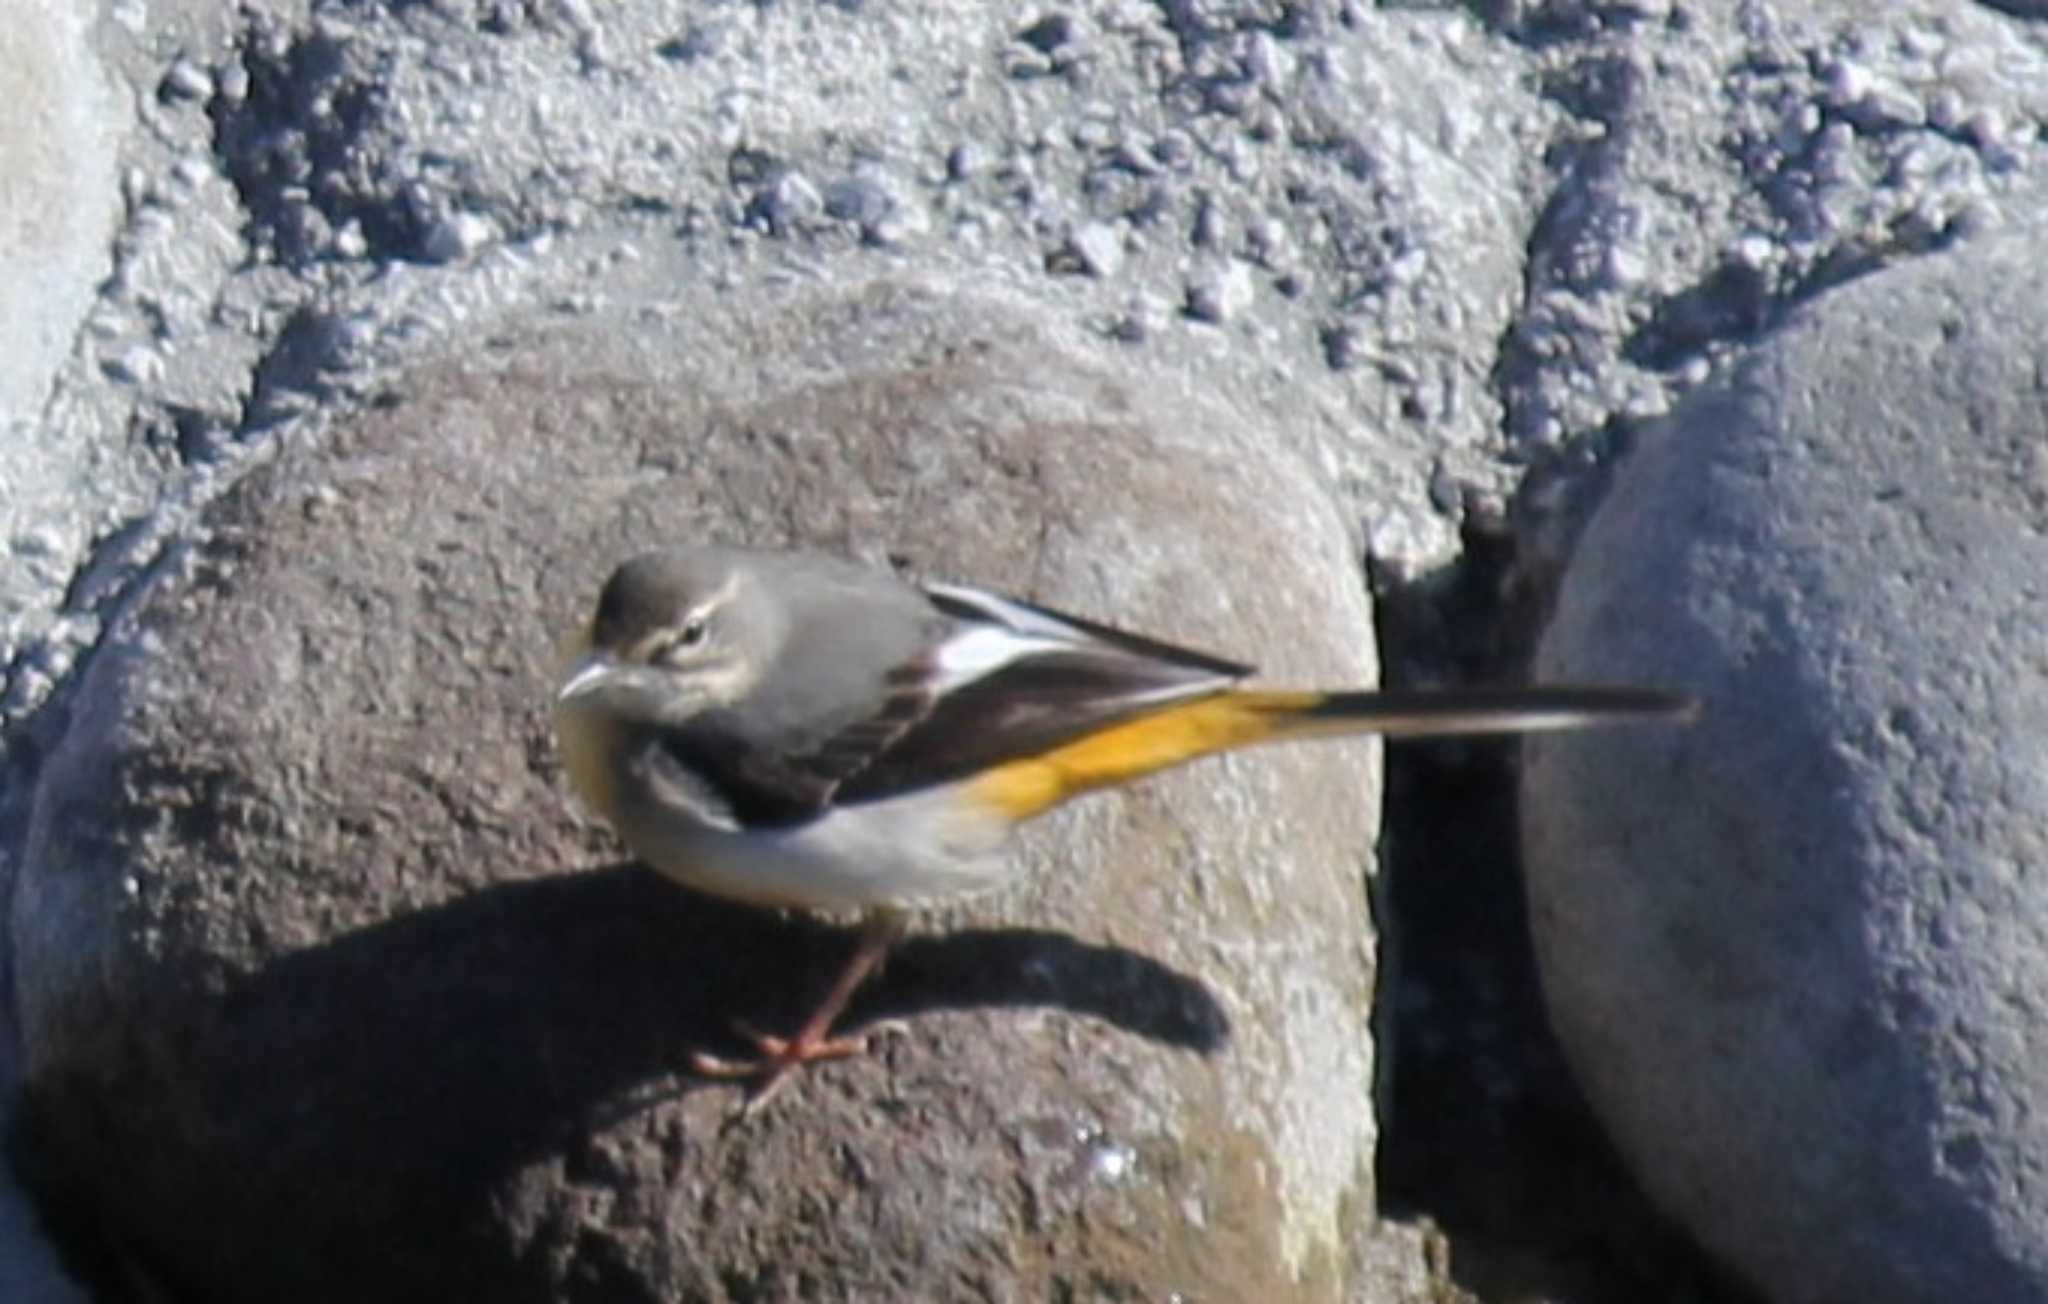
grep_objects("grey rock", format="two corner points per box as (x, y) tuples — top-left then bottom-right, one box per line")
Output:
(1016, 12), (1077, 57)
(159, 57), (213, 102)
(0, 1), (119, 436)
(98, 344), (166, 386)
(1524, 219), (2048, 1303)
(0, 9), (116, 1247)
(945, 141), (985, 183)
(1184, 258), (1254, 323)
(823, 169), (927, 246)
(0, 1133), (87, 1304)
(421, 211), (498, 264)
(16, 280), (1404, 1302)
(654, 22), (722, 62)
(1, 0), (255, 718)
(1064, 220), (1125, 277)
(0, 0), (123, 664)
(750, 168), (824, 235)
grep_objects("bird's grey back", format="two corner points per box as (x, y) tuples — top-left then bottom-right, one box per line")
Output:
(724, 549), (947, 746)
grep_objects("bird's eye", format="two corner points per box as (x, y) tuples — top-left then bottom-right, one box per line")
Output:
(644, 613), (712, 664)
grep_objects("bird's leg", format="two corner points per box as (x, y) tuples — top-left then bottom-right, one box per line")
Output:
(691, 907), (909, 1108)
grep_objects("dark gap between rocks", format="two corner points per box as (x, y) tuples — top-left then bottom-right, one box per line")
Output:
(1369, 523), (1761, 1304)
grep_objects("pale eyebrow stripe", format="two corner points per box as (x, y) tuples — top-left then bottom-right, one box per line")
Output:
(624, 570), (748, 662)
(686, 570), (745, 626)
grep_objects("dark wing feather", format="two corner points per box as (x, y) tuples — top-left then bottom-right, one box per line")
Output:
(638, 675), (935, 827)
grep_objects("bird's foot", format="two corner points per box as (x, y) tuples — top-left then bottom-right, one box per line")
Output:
(691, 1019), (906, 1112)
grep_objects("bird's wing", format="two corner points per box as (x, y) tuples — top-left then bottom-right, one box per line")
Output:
(644, 579), (1249, 826)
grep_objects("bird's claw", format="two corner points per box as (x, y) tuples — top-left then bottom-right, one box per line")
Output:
(691, 1019), (906, 1113)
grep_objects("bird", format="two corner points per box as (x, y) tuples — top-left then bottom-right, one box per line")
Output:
(553, 545), (1694, 1106)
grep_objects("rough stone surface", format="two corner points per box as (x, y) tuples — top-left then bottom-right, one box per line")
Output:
(0, 0), (123, 676)
(0, 8), (134, 1299)
(6, 0), (2048, 1300)
(1524, 219), (2048, 1304)
(17, 282), (1395, 1301)
(0, 1169), (87, 1304)
(0, 1), (118, 439)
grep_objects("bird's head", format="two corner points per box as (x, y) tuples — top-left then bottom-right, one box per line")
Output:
(556, 549), (771, 726)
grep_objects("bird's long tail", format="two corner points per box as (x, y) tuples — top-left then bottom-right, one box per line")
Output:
(967, 685), (1695, 822)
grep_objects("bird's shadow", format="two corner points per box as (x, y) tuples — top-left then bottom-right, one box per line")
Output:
(17, 864), (1229, 1299)
(24, 863), (1223, 1223)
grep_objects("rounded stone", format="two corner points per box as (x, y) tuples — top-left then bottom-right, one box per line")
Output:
(15, 279), (1398, 1300)
(1523, 224), (2048, 1303)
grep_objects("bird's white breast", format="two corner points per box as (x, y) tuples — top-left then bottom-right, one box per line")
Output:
(617, 781), (1019, 912)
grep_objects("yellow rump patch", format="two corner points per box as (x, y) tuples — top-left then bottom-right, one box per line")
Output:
(965, 690), (1330, 823)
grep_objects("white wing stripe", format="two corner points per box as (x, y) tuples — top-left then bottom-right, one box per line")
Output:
(921, 579), (1242, 702)
(921, 580), (1089, 641)
(928, 624), (1071, 693)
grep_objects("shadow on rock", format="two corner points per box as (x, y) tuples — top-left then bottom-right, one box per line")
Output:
(18, 864), (1226, 1302)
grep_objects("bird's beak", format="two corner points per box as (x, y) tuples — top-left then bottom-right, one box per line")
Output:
(556, 651), (620, 703)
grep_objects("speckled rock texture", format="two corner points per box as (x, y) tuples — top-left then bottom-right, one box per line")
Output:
(1524, 220), (2048, 1304)
(16, 283), (1403, 1301)
(9, 1), (2048, 1300)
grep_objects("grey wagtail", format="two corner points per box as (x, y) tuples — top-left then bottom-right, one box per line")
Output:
(555, 545), (1694, 1105)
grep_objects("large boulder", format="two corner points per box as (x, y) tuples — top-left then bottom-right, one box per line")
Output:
(15, 280), (1420, 1301)
(1524, 221), (2048, 1303)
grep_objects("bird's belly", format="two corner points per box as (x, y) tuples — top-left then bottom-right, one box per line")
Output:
(621, 782), (1016, 912)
